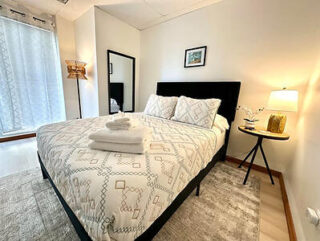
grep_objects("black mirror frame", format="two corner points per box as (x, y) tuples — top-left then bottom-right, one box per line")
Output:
(107, 49), (135, 114)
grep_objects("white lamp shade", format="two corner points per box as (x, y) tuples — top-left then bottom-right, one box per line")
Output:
(267, 90), (298, 112)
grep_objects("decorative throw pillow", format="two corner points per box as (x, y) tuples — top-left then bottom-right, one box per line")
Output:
(171, 96), (221, 128)
(144, 94), (178, 119)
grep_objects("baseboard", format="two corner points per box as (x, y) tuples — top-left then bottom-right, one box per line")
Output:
(226, 155), (297, 241)
(226, 155), (281, 177)
(278, 173), (297, 241)
(0, 133), (36, 143)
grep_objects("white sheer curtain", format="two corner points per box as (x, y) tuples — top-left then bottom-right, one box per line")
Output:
(0, 16), (65, 136)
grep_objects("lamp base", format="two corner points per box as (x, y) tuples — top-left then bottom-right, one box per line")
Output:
(267, 113), (286, 133)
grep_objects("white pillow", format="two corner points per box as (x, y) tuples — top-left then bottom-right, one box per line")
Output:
(144, 94), (178, 119)
(213, 114), (229, 133)
(171, 96), (221, 129)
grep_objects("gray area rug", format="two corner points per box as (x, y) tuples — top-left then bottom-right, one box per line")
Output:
(0, 169), (79, 241)
(0, 162), (260, 241)
(154, 162), (260, 241)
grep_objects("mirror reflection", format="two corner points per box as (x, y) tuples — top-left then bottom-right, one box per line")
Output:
(107, 50), (135, 114)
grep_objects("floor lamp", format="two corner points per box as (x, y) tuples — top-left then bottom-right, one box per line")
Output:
(65, 60), (87, 119)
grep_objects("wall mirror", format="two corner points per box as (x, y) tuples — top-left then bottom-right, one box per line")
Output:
(107, 50), (135, 114)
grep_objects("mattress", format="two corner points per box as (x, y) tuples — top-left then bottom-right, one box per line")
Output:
(36, 113), (225, 241)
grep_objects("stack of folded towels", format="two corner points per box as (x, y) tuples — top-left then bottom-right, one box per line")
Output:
(88, 113), (152, 154)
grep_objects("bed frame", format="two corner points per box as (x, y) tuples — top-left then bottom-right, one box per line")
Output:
(38, 81), (241, 241)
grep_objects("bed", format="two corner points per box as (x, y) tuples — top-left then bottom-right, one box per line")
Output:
(37, 82), (241, 241)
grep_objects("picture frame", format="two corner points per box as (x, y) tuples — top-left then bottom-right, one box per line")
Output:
(184, 46), (207, 68)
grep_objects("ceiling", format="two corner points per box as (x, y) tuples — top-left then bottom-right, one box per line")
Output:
(10, 0), (222, 30)
(97, 0), (222, 30)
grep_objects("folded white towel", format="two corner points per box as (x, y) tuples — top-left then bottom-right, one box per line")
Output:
(112, 116), (130, 123)
(89, 140), (150, 154)
(116, 110), (125, 117)
(106, 119), (140, 130)
(89, 126), (152, 144)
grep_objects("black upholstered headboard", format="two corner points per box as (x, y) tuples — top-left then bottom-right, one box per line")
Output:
(156, 82), (241, 123)
(110, 83), (124, 111)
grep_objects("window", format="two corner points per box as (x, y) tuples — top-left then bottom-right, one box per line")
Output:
(0, 17), (65, 137)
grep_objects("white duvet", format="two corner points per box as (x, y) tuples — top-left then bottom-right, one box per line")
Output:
(36, 113), (225, 241)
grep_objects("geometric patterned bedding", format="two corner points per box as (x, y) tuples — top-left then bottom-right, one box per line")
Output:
(36, 113), (225, 241)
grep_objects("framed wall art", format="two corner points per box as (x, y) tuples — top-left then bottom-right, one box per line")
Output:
(184, 46), (207, 68)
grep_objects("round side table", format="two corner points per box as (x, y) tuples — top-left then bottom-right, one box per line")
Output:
(238, 126), (290, 185)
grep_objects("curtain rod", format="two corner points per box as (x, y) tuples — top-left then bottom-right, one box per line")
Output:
(0, 3), (54, 30)
(8, 8), (46, 23)
(10, 9), (26, 17)
(33, 16), (46, 23)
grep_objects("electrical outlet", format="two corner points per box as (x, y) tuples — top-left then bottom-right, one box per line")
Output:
(317, 210), (320, 223)
(306, 207), (320, 226)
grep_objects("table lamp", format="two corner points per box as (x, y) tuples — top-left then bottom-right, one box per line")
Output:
(266, 88), (298, 133)
(65, 60), (87, 119)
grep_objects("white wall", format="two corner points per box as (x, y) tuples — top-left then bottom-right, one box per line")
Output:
(94, 7), (140, 115)
(139, 0), (319, 173)
(55, 16), (78, 120)
(284, 64), (320, 240)
(109, 53), (134, 111)
(74, 7), (99, 118)
(68, 6), (140, 117)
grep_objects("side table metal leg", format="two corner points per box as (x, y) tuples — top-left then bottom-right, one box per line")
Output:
(259, 144), (275, 185)
(238, 145), (256, 168)
(243, 144), (259, 185)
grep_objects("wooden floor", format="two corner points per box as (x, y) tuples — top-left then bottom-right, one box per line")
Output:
(229, 163), (290, 241)
(0, 138), (290, 241)
(0, 137), (38, 178)
(257, 171), (290, 241)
